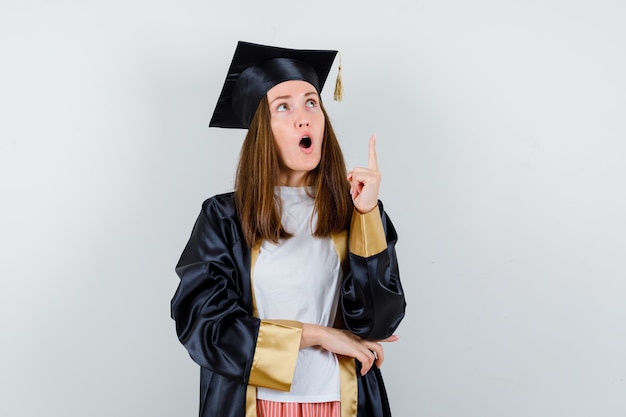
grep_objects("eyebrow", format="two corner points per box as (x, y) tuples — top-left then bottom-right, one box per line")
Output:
(269, 91), (319, 104)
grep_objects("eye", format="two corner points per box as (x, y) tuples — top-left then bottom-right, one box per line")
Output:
(276, 103), (288, 112)
(305, 98), (317, 108)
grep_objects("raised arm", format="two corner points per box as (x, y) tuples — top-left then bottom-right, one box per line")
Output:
(343, 135), (406, 339)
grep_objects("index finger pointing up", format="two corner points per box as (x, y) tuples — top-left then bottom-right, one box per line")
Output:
(368, 134), (379, 170)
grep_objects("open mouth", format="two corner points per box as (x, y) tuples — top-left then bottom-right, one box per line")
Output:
(299, 136), (312, 149)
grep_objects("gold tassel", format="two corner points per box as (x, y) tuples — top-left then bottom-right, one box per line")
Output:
(333, 52), (343, 102)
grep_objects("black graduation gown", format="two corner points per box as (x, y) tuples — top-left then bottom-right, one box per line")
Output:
(171, 192), (406, 417)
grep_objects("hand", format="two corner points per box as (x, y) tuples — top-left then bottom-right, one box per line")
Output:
(301, 324), (399, 376)
(347, 134), (381, 214)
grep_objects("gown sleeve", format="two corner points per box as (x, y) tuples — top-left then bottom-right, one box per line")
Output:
(171, 196), (301, 391)
(341, 201), (406, 340)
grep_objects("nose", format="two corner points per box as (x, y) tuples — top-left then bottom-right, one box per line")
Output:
(294, 107), (309, 128)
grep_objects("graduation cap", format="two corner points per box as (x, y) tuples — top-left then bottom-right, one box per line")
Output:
(209, 41), (342, 129)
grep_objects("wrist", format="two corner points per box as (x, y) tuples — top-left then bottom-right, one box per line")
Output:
(300, 323), (329, 349)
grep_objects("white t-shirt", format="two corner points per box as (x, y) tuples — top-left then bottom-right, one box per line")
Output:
(253, 186), (342, 403)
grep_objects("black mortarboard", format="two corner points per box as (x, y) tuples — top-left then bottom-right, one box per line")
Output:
(209, 41), (339, 129)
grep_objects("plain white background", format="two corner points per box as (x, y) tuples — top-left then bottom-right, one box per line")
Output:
(2, 1), (625, 416)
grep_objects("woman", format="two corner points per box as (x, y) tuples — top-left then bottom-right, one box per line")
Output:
(171, 41), (406, 417)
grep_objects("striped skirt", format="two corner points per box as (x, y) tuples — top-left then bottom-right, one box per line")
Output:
(256, 400), (341, 417)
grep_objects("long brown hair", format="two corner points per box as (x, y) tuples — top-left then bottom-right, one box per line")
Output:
(234, 96), (352, 247)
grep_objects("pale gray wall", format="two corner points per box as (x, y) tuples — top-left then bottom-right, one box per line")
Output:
(2, 1), (625, 416)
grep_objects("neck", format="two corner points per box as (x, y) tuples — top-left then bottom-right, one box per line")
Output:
(278, 172), (309, 187)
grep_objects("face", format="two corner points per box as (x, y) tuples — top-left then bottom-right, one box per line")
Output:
(266, 80), (325, 187)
